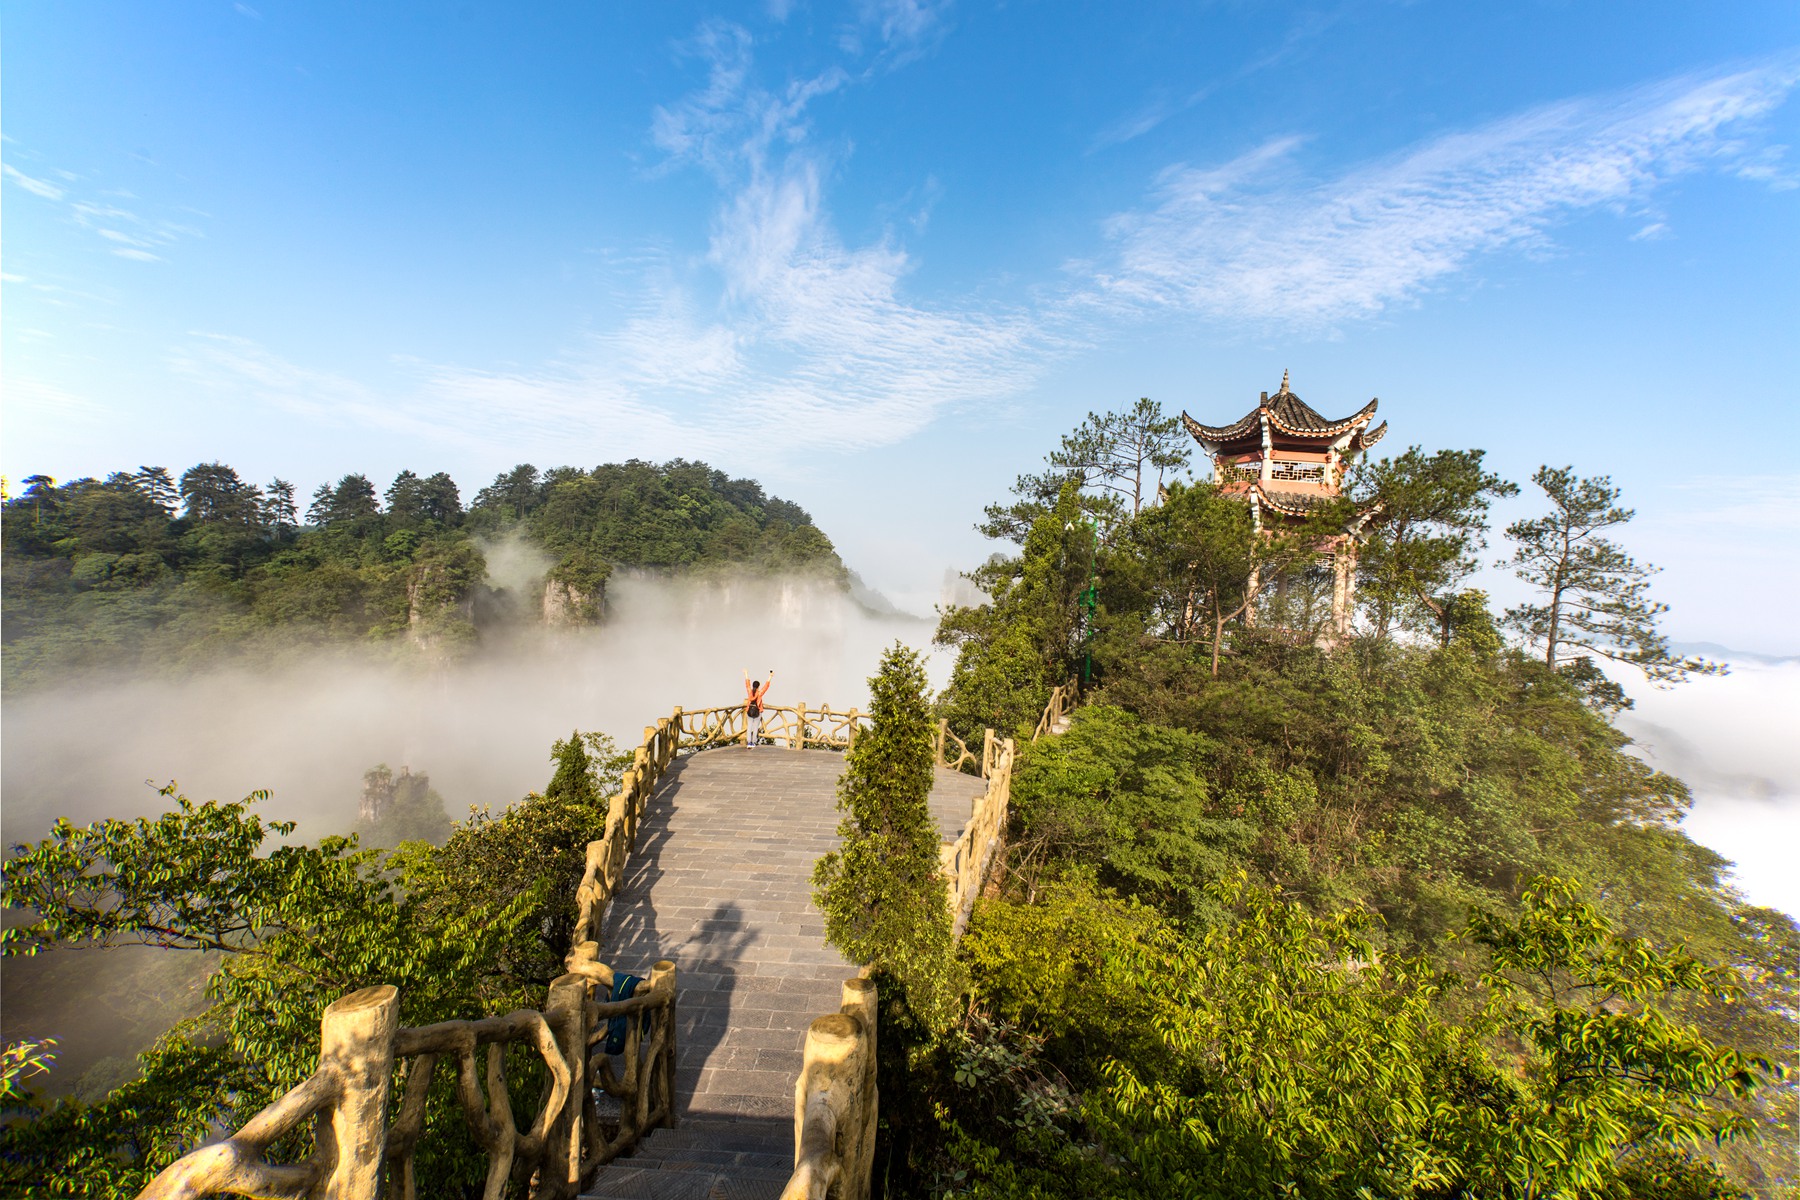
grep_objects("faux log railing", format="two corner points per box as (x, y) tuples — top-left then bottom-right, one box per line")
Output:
(783, 714), (1030, 1200)
(132, 695), (1046, 1200)
(1031, 679), (1080, 742)
(137, 713), (690, 1200)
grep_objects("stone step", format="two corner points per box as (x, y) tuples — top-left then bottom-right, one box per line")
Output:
(583, 1165), (788, 1200)
(580, 1120), (793, 1200)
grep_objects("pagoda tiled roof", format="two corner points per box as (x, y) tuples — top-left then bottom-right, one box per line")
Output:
(1255, 486), (1339, 516)
(1182, 371), (1380, 444)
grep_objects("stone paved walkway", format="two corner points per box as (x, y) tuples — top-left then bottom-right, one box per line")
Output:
(599, 746), (985, 1122)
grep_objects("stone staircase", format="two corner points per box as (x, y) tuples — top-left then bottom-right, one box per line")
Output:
(581, 1117), (791, 1200)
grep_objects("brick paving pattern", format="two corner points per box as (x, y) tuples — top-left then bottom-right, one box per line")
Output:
(599, 746), (986, 1124)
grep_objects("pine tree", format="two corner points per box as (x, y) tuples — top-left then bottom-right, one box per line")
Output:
(545, 730), (600, 806)
(1354, 446), (1517, 645)
(1503, 466), (1720, 686)
(813, 644), (960, 1031)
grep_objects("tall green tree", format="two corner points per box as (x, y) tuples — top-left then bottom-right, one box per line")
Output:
(179, 463), (264, 527)
(1137, 480), (1324, 674)
(980, 397), (1189, 542)
(813, 644), (959, 1031)
(939, 483), (1090, 735)
(134, 466), (180, 515)
(472, 463), (543, 522)
(306, 473), (380, 528)
(386, 470), (464, 527)
(261, 478), (299, 534)
(1503, 466), (1719, 685)
(1355, 446), (1517, 645)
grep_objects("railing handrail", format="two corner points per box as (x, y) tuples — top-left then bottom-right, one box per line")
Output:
(1031, 678), (1080, 742)
(782, 977), (878, 1200)
(132, 696), (1033, 1200)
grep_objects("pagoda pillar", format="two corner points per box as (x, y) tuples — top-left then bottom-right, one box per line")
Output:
(1330, 543), (1357, 639)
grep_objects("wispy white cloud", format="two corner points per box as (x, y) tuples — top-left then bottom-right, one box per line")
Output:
(1664, 475), (1800, 531)
(638, 18), (1056, 451)
(5, 150), (205, 266)
(836, 0), (953, 63)
(857, 0), (949, 47)
(3, 376), (113, 425)
(172, 330), (721, 463)
(3, 162), (66, 201)
(1091, 57), (1800, 327)
(173, 16), (1050, 463)
(1090, 6), (1348, 152)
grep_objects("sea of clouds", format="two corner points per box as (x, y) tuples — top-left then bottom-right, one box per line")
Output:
(1617, 653), (1800, 917)
(0, 573), (948, 846)
(3, 583), (1792, 918)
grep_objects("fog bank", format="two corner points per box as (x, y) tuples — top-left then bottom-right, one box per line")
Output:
(1618, 657), (1800, 917)
(1, 574), (944, 845)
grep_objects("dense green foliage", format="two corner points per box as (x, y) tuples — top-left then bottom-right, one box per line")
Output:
(2, 458), (845, 688)
(905, 401), (1796, 1198)
(814, 645), (961, 1032)
(0, 735), (629, 1197)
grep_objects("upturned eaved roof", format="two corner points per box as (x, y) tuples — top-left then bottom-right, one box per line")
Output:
(1182, 370), (1381, 447)
(1254, 486), (1339, 516)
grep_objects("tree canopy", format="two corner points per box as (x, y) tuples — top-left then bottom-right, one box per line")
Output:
(1, 457), (845, 688)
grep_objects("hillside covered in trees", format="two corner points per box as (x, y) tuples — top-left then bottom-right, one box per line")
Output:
(857, 400), (1795, 1198)
(0, 458), (845, 687)
(1, 400), (1793, 1199)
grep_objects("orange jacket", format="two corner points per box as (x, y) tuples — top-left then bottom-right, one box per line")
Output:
(745, 677), (772, 714)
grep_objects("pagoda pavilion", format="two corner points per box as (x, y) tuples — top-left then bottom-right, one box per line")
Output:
(1181, 371), (1387, 640)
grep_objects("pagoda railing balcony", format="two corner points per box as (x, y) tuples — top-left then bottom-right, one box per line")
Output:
(1269, 459), (1327, 483)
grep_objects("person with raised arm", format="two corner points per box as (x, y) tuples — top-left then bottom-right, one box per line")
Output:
(744, 668), (774, 747)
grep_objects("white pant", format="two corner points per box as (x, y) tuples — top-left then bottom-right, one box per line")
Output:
(746, 713), (763, 745)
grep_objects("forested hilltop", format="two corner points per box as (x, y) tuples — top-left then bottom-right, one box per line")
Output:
(1, 458), (845, 688)
(825, 400), (1796, 1198)
(2, 399), (1795, 1199)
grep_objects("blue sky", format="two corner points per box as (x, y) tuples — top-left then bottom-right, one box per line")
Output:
(5, 1), (1798, 649)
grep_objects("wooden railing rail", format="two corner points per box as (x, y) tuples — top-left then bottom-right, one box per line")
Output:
(940, 734), (1015, 940)
(672, 703), (872, 753)
(781, 977), (878, 1200)
(136, 694), (1052, 1200)
(1031, 679), (1080, 742)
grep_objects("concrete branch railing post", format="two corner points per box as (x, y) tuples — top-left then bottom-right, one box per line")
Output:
(134, 695), (1049, 1200)
(136, 985), (399, 1200)
(782, 976), (878, 1200)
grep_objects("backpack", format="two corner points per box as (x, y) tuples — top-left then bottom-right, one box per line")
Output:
(747, 699), (761, 718)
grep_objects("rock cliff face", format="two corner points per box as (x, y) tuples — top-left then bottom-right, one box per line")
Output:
(407, 553), (479, 652)
(540, 582), (604, 629)
(536, 564), (608, 626)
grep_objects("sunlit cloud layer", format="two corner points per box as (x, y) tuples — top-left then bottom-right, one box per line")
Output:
(1092, 58), (1799, 328)
(169, 50), (1796, 460)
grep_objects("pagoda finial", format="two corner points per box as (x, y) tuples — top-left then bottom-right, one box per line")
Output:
(1279, 368), (1290, 394)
